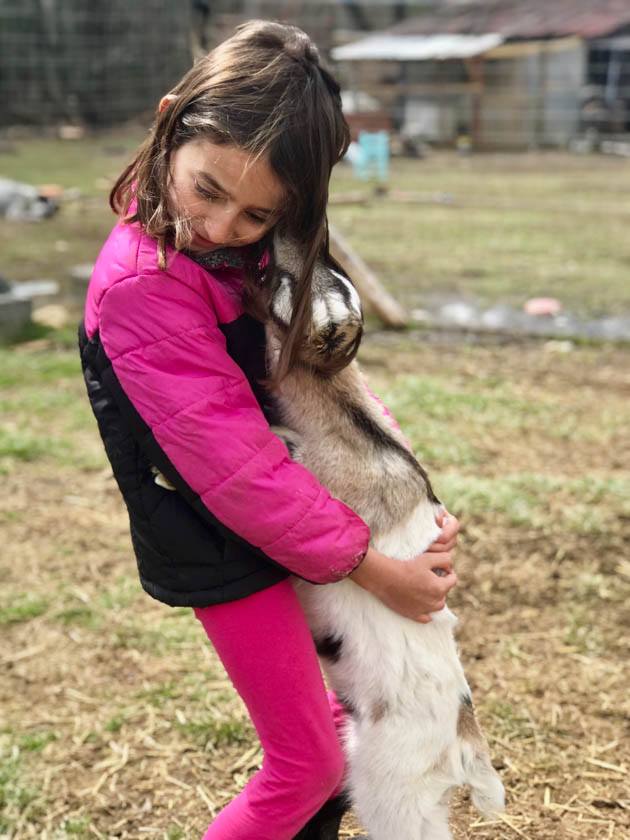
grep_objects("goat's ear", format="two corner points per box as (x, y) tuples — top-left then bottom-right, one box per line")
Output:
(272, 230), (304, 278)
(269, 273), (296, 327)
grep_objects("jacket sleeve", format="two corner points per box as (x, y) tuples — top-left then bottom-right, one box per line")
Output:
(98, 270), (370, 584)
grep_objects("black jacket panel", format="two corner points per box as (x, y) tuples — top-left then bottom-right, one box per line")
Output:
(78, 320), (288, 608)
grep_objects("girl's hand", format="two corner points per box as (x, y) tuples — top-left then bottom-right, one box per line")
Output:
(349, 546), (457, 624)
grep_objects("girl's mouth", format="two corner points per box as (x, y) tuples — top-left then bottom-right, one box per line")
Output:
(191, 233), (220, 250)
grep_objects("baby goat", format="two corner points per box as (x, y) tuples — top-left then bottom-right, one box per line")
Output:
(266, 236), (505, 840)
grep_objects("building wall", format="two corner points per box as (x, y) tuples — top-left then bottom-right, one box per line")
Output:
(543, 42), (586, 146)
(480, 40), (585, 149)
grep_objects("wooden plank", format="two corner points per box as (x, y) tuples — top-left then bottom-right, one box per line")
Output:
(486, 36), (582, 60)
(329, 225), (408, 329)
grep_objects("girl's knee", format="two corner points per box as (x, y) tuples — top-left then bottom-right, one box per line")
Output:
(270, 741), (344, 802)
(309, 742), (345, 799)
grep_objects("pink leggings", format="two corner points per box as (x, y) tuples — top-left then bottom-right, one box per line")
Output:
(193, 578), (348, 840)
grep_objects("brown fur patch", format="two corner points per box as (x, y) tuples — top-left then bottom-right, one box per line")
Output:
(457, 698), (484, 745)
(371, 699), (389, 723)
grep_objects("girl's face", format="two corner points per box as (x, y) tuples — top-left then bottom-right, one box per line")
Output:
(169, 138), (285, 252)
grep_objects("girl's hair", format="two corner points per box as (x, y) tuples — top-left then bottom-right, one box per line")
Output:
(110, 20), (350, 383)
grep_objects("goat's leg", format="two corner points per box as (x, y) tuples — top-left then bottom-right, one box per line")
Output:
(347, 710), (462, 840)
(420, 805), (453, 840)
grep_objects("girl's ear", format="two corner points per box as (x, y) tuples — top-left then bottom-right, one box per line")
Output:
(158, 94), (178, 114)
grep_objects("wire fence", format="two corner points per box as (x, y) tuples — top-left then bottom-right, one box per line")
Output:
(0, 0), (192, 127)
(0, 0), (629, 150)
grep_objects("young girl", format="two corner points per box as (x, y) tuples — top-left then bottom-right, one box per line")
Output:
(79, 21), (459, 840)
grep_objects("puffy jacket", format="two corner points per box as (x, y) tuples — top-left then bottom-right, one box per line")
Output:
(79, 219), (370, 607)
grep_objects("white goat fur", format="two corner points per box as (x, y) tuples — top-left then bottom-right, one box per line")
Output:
(265, 237), (505, 840)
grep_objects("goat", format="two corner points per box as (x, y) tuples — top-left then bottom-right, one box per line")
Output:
(266, 236), (505, 840)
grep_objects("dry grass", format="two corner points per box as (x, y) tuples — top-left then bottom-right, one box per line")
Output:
(1, 331), (629, 839)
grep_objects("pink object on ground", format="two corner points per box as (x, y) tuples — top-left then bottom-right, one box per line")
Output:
(524, 297), (562, 316)
(194, 578), (349, 840)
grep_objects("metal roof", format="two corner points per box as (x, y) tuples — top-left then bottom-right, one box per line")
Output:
(332, 32), (504, 61)
(388, 0), (630, 40)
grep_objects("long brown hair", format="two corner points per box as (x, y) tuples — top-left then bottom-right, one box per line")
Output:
(110, 20), (350, 382)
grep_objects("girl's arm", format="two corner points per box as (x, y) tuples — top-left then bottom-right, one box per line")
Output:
(96, 269), (370, 585)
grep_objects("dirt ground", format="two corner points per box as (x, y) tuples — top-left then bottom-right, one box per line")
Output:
(1, 329), (629, 840)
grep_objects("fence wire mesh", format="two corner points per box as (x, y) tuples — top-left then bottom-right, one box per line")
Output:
(0, 1), (629, 150)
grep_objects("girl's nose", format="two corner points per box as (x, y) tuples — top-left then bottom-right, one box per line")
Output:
(205, 209), (238, 247)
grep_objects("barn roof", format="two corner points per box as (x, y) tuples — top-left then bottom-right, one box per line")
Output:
(389, 0), (630, 40)
(332, 32), (503, 62)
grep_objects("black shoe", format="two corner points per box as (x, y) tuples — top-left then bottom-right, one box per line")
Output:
(291, 792), (351, 840)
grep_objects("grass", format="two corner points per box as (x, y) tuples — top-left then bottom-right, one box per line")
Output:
(0, 738), (43, 833)
(1, 129), (630, 317)
(0, 128), (143, 289)
(0, 343), (106, 473)
(330, 153), (630, 317)
(176, 717), (251, 749)
(18, 731), (58, 753)
(0, 595), (49, 625)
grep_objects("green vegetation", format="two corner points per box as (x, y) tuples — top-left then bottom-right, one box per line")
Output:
(0, 595), (49, 625)
(0, 129), (143, 287)
(54, 605), (100, 629)
(485, 699), (536, 741)
(18, 731), (58, 752)
(1, 131), (630, 315)
(0, 739), (43, 833)
(176, 717), (250, 749)
(330, 154), (630, 316)
(61, 816), (92, 837)
(0, 344), (106, 472)
(0, 130), (144, 194)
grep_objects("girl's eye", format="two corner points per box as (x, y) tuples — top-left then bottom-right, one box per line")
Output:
(194, 180), (270, 225)
(195, 184), (220, 202)
(247, 212), (268, 225)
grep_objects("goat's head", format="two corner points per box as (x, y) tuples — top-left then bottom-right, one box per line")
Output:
(267, 233), (363, 375)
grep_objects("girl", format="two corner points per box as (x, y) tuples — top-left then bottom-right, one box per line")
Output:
(79, 21), (459, 840)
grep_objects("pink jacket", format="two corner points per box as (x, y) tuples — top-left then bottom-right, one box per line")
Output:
(84, 220), (370, 585)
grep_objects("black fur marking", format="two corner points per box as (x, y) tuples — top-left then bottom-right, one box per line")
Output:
(344, 400), (441, 505)
(461, 693), (474, 709)
(335, 276), (353, 307)
(320, 322), (345, 355)
(308, 323), (363, 378)
(338, 693), (358, 718)
(283, 437), (297, 458)
(315, 633), (343, 663)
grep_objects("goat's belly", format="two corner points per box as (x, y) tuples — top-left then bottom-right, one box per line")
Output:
(294, 498), (467, 724)
(294, 576), (467, 722)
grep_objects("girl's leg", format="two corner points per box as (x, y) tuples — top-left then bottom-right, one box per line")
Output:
(194, 578), (345, 840)
(327, 690), (349, 798)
